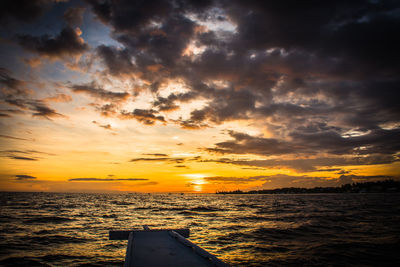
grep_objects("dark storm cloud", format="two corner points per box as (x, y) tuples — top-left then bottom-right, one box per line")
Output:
(86, 0), (174, 32)
(15, 174), (37, 180)
(207, 130), (296, 156)
(86, 0), (212, 33)
(63, 6), (86, 26)
(181, 88), (258, 126)
(207, 128), (400, 158)
(226, 0), (400, 76)
(17, 26), (89, 59)
(70, 82), (130, 102)
(80, 0), (400, 170)
(96, 45), (135, 76)
(69, 177), (148, 181)
(0, 0), (50, 24)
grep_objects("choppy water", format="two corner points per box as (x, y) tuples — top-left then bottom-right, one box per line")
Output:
(0, 192), (399, 266)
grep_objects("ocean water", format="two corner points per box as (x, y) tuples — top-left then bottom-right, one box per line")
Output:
(0, 192), (399, 266)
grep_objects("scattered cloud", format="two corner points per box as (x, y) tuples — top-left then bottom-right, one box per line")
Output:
(70, 81), (130, 102)
(129, 156), (185, 164)
(43, 93), (72, 103)
(0, 134), (29, 141)
(0, 68), (29, 97)
(129, 157), (171, 162)
(69, 177), (148, 181)
(142, 153), (168, 157)
(17, 26), (89, 59)
(120, 109), (165, 125)
(205, 154), (399, 172)
(29, 100), (66, 119)
(8, 156), (38, 161)
(92, 120), (113, 130)
(15, 174), (37, 180)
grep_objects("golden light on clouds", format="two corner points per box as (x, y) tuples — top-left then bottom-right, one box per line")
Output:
(0, 0), (399, 193)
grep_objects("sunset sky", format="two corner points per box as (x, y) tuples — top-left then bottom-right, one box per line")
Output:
(0, 0), (399, 193)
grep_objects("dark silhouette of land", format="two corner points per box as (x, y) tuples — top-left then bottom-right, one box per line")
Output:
(216, 180), (400, 194)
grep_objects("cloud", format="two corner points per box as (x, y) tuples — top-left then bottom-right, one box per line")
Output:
(1, 0), (399, 185)
(129, 156), (184, 164)
(1, 68), (66, 120)
(129, 157), (170, 162)
(207, 130), (294, 156)
(15, 174), (37, 180)
(29, 100), (66, 119)
(90, 103), (119, 117)
(17, 26), (89, 59)
(205, 175), (269, 184)
(136, 181), (159, 186)
(175, 165), (188, 168)
(1, 149), (55, 162)
(96, 45), (135, 77)
(69, 177), (148, 181)
(142, 153), (168, 157)
(82, 0), (400, 141)
(120, 109), (165, 125)
(0, 68), (29, 97)
(43, 94), (72, 103)
(4, 99), (66, 120)
(204, 128), (400, 171)
(8, 156), (38, 161)
(92, 120), (112, 130)
(70, 81), (130, 102)
(63, 6), (85, 26)
(0, 0), (50, 24)
(0, 134), (29, 141)
(206, 154), (399, 172)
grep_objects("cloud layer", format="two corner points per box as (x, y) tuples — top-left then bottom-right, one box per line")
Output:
(0, 0), (399, 190)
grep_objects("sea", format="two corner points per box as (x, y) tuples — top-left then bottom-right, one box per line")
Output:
(0, 192), (399, 266)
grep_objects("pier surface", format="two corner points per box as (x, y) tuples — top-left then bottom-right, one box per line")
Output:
(110, 227), (228, 267)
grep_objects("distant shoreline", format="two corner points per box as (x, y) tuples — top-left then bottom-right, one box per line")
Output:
(216, 180), (400, 194)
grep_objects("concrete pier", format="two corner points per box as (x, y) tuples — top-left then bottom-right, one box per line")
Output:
(109, 227), (229, 267)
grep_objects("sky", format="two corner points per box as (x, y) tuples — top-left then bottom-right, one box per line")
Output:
(0, 0), (399, 193)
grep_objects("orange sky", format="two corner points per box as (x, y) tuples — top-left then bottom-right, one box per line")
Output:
(1, 1), (399, 192)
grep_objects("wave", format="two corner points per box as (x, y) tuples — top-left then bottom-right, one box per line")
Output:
(24, 216), (75, 224)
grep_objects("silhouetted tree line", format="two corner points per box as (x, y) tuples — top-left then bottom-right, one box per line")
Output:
(216, 180), (400, 194)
